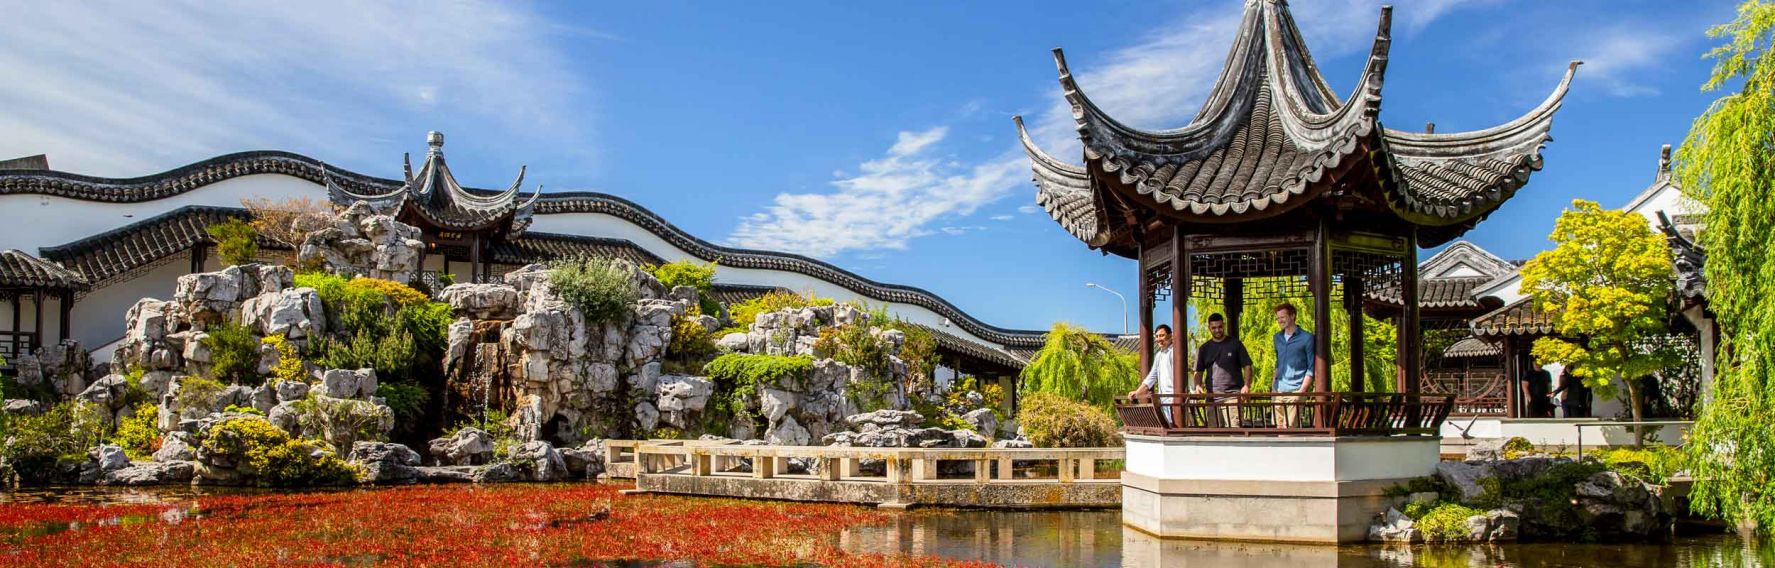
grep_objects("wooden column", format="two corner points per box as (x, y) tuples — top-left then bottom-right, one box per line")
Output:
(1137, 243), (1154, 376)
(469, 234), (483, 284)
(1171, 228), (1189, 397)
(58, 291), (72, 343)
(190, 244), (206, 273)
(1345, 276), (1365, 393)
(8, 294), (18, 357)
(1502, 337), (1521, 418)
(1310, 221), (1333, 393)
(32, 290), (43, 353)
(1223, 277), (1243, 341)
(1399, 231), (1422, 395)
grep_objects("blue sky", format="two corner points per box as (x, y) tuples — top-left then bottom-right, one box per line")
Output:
(0, 0), (1742, 333)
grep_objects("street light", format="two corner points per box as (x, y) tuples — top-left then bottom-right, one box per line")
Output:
(1084, 282), (1129, 335)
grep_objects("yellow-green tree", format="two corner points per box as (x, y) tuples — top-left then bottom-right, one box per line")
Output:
(1520, 199), (1674, 426)
(1018, 322), (1139, 410)
(1676, 0), (1775, 535)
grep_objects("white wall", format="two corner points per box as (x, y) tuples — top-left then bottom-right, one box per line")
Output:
(0, 174), (318, 253)
(71, 256), (194, 347)
(1124, 436), (1439, 482)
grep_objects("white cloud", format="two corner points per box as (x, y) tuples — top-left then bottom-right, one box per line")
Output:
(1017, 205), (1042, 214)
(1568, 25), (1684, 97)
(990, 214), (1014, 221)
(0, 1), (584, 175)
(727, 127), (1024, 257)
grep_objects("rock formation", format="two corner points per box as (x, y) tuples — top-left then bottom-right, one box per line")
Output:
(297, 202), (425, 284)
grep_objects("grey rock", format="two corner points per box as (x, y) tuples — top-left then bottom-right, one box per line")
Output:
(101, 461), (196, 486)
(962, 408), (999, 440)
(1484, 509), (1520, 541)
(766, 415), (811, 446)
(473, 462), (521, 483)
(991, 439), (1034, 449)
(716, 332), (749, 352)
(3, 399), (44, 415)
(510, 441), (569, 482)
(153, 432), (196, 462)
(92, 444), (131, 473)
(416, 466), (478, 483)
(560, 447), (602, 480)
(1435, 461), (1493, 503)
(348, 441), (422, 484)
(438, 283), (521, 320)
(845, 409), (923, 430)
(429, 427), (496, 466)
(1369, 508), (1421, 543)
(1466, 437), (1508, 462)
(276, 379), (310, 403)
(76, 374), (130, 410)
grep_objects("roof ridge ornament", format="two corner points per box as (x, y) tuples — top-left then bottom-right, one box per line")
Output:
(1656, 144), (1673, 183)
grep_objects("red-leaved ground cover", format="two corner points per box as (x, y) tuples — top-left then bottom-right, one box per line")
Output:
(0, 483), (992, 567)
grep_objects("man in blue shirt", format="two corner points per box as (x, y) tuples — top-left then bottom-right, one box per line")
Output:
(1271, 303), (1314, 428)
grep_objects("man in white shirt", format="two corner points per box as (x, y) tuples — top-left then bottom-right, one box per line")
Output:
(1127, 325), (1176, 424)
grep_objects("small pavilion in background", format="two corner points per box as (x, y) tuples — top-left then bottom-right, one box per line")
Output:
(1018, 0), (1576, 543)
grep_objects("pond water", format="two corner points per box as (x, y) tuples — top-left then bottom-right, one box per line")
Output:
(6, 486), (1767, 567)
(833, 509), (1771, 568)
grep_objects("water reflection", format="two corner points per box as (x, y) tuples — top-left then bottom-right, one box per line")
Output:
(835, 509), (1772, 568)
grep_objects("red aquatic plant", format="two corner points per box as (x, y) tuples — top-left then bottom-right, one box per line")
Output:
(0, 483), (995, 567)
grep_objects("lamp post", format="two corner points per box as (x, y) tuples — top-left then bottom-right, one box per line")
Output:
(1084, 282), (1129, 335)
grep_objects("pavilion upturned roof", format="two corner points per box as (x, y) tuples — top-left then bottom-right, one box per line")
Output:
(0, 249), (88, 291)
(328, 131), (539, 237)
(1019, 1), (1579, 257)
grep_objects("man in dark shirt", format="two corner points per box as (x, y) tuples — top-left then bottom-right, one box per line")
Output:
(1195, 313), (1253, 427)
(1521, 368), (1554, 418)
(1549, 368), (1591, 418)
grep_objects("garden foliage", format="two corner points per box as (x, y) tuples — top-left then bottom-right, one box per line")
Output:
(703, 354), (812, 422)
(721, 290), (833, 336)
(1014, 392), (1120, 448)
(241, 196), (336, 247)
(549, 257), (636, 324)
(645, 259), (722, 315)
(1019, 322), (1139, 409)
(1675, 0), (1775, 534)
(0, 402), (107, 483)
(114, 403), (162, 461)
(205, 217), (259, 266)
(1521, 199), (1675, 425)
(199, 417), (359, 486)
(202, 319), (263, 386)
(297, 273), (450, 384)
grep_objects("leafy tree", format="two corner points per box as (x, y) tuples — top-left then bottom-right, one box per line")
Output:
(1019, 322), (1139, 410)
(1675, 0), (1775, 535)
(1016, 392), (1120, 448)
(1520, 199), (1675, 430)
(205, 218), (259, 266)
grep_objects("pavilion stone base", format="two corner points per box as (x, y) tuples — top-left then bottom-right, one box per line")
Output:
(1121, 435), (1439, 544)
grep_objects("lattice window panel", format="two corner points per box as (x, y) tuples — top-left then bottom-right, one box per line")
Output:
(1331, 249), (1404, 293)
(1145, 264), (1172, 303)
(1186, 248), (1311, 301)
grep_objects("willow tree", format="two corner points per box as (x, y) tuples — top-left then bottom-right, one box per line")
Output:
(1019, 322), (1140, 410)
(1189, 289), (1397, 393)
(1676, 0), (1775, 535)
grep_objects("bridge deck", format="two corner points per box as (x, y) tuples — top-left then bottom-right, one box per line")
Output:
(606, 440), (1124, 509)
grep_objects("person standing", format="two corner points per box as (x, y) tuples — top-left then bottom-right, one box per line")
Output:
(1549, 368), (1591, 418)
(1271, 303), (1314, 428)
(1128, 325), (1176, 424)
(1195, 313), (1253, 428)
(1521, 368), (1554, 418)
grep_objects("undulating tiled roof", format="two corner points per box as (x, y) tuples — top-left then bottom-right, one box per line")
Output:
(0, 152), (1057, 349)
(489, 233), (662, 267)
(1019, 1), (1577, 252)
(1471, 297), (1556, 337)
(1443, 336), (1501, 359)
(36, 206), (280, 287)
(707, 284), (785, 307)
(0, 249), (87, 290)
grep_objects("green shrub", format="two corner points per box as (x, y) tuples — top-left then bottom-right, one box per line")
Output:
(262, 335), (307, 385)
(378, 382), (430, 427)
(200, 417), (359, 487)
(0, 402), (107, 483)
(726, 290), (830, 330)
(174, 376), (228, 415)
(1593, 445), (1685, 484)
(1016, 392), (1121, 448)
(703, 354), (812, 419)
(0, 373), (57, 403)
(1501, 436), (1536, 459)
(114, 403), (163, 461)
(395, 301), (453, 353)
(206, 218), (259, 266)
(548, 257), (636, 324)
(203, 320), (263, 386)
(222, 404), (265, 416)
(1415, 503), (1487, 542)
(667, 307), (718, 361)
(645, 260), (717, 297)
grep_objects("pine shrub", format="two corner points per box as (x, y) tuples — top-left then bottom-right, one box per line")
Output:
(548, 257), (636, 324)
(1016, 392), (1120, 448)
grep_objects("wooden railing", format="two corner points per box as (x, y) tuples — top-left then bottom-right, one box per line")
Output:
(1426, 369), (1508, 416)
(631, 443), (1124, 484)
(1114, 392), (1454, 437)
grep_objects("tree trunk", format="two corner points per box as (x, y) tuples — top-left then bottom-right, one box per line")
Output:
(1625, 375), (1646, 446)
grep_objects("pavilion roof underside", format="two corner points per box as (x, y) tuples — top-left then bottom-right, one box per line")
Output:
(1019, 1), (1577, 256)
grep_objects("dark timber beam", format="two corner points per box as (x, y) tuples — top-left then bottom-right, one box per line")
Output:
(1346, 276), (1366, 393)
(1223, 277), (1242, 341)
(1400, 230), (1422, 395)
(58, 291), (72, 343)
(1138, 243), (1154, 376)
(1311, 218), (1332, 393)
(1171, 226), (1189, 398)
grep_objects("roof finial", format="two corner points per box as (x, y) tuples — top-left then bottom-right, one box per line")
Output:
(427, 131), (445, 156)
(1424, 122), (1435, 134)
(1656, 144), (1673, 182)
